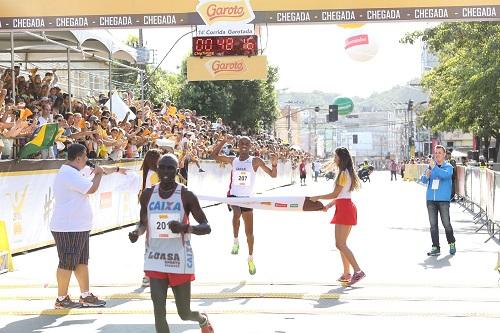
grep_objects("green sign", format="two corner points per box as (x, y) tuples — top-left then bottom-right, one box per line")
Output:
(334, 96), (354, 116)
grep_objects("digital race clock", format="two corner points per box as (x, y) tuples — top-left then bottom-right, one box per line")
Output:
(192, 35), (258, 57)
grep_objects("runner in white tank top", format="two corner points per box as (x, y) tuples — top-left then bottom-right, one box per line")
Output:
(211, 134), (278, 275)
(128, 154), (214, 332)
(228, 156), (257, 197)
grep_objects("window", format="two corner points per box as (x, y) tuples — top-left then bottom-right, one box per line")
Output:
(353, 134), (358, 144)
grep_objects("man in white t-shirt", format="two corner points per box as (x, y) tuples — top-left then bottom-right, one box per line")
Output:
(50, 143), (124, 309)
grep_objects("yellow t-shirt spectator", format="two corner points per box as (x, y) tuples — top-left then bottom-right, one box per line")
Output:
(167, 105), (177, 116)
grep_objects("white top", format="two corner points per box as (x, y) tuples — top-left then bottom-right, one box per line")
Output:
(228, 156), (256, 197)
(50, 164), (94, 232)
(336, 170), (352, 199)
(313, 162), (322, 172)
(37, 116), (49, 126)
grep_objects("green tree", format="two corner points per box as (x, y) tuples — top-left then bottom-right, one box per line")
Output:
(176, 59), (279, 132)
(402, 22), (500, 161)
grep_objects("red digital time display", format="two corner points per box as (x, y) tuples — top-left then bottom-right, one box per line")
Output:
(192, 35), (258, 57)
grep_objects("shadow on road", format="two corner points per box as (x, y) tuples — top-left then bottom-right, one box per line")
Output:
(96, 323), (198, 333)
(313, 286), (347, 309)
(419, 254), (454, 269)
(1, 313), (94, 333)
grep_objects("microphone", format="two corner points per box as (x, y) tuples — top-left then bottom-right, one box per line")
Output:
(86, 160), (96, 169)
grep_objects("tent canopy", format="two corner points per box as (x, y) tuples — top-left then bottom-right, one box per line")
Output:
(0, 30), (137, 63)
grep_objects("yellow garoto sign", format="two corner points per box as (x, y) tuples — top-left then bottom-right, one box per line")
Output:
(187, 55), (268, 81)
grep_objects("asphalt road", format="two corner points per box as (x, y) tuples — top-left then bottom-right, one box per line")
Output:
(1, 171), (499, 332)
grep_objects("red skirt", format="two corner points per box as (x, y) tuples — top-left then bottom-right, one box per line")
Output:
(330, 199), (357, 225)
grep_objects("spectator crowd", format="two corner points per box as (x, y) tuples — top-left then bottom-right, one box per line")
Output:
(0, 66), (311, 168)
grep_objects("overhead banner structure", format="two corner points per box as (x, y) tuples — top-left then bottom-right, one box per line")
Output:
(187, 55), (267, 81)
(0, 1), (498, 30)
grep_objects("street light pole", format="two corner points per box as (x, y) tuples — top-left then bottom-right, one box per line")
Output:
(314, 110), (317, 157)
(287, 104), (292, 144)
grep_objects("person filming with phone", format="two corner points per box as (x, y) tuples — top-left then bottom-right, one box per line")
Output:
(420, 145), (456, 257)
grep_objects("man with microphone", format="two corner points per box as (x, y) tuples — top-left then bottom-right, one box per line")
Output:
(50, 143), (125, 309)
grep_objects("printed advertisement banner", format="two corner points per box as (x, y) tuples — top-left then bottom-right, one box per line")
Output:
(0, 166), (142, 254)
(0, 0), (497, 31)
(198, 195), (307, 211)
(187, 55), (267, 81)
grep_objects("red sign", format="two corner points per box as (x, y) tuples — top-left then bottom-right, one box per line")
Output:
(192, 35), (258, 57)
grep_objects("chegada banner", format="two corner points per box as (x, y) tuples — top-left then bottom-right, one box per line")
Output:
(0, 0), (497, 31)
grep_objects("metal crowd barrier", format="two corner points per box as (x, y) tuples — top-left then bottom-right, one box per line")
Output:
(406, 164), (499, 243)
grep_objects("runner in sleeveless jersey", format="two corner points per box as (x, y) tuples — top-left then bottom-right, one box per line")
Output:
(129, 154), (214, 333)
(210, 135), (278, 275)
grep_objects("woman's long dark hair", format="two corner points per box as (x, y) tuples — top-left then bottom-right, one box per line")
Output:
(141, 149), (161, 191)
(335, 147), (361, 191)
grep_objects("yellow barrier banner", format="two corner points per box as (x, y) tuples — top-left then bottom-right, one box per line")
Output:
(404, 164), (418, 181)
(187, 55), (267, 81)
(0, 221), (14, 272)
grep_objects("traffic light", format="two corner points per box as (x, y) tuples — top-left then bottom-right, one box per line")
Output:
(407, 99), (414, 111)
(328, 104), (338, 122)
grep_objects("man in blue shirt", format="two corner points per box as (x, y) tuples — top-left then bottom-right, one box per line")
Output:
(420, 145), (456, 256)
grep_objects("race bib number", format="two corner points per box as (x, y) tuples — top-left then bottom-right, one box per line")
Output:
(235, 171), (251, 187)
(431, 179), (440, 190)
(150, 213), (181, 239)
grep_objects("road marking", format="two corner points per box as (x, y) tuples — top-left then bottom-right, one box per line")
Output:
(1, 292), (498, 303)
(0, 292), (339, 301)
(0, 280), (497, 289)
(0, 308), (499, 318)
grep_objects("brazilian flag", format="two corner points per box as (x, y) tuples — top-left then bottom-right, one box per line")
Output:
(18, 123), (59, 159)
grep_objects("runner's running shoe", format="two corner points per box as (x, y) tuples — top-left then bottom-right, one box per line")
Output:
(248, 258), (256, 275)
(231, 243), (239, 255)
(200, 312), (214, 333)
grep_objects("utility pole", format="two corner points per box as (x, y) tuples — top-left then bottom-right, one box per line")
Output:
(139, 29), (145, 121)
(308, 109), (312, 154)
(313, 106), (319, 157)
(287, 104), (292, 144)
(408, 99), (414, 159)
